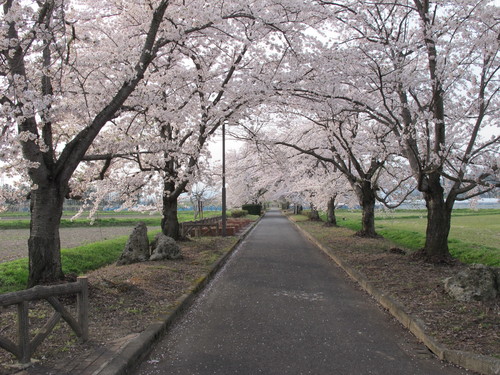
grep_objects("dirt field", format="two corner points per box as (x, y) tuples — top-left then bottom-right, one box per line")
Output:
(0, 226), (161, 263)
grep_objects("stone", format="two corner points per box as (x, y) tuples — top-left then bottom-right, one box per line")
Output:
(116, 222), (150, 265)
(443, 264), (498, 302)
(150, 233), (181, 261)
(389, 247), (406, 255)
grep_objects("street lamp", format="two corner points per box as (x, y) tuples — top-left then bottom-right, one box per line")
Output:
(221, 120), (227, 237)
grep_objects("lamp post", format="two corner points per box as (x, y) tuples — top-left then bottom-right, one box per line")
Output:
(221, 120), (227, 237)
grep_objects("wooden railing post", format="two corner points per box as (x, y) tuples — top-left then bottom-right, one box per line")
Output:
(77, 276), (89, 342)
(17, 301), (30, 364)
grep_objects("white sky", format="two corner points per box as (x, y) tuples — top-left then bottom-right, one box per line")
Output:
(207, 135), (244, 164)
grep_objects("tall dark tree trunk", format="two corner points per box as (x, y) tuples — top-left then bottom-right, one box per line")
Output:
(357, 183), (378, 238)
(326, 195), (337, 226)
(421, 173), (453, 262)
(293, 205), (303, 215)
(28, 183), (66, 288)
(162, 185), (180, 240)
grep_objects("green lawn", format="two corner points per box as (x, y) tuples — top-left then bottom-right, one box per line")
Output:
(0, 210), (255, 293)
(325, 209), (500, 266)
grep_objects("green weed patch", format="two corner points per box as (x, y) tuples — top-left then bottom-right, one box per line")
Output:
(0, 230), (162, 293)
(316, 209), (500, 267)
(0, 258), (29, 293)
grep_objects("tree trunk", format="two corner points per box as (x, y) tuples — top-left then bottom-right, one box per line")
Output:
(309, 203), (320, 221)
(161, 178), (182, 240)
(162, 194), (180, 240)
(326, 196), (337, 226)
(357, 183), (378, 238)
(28, 183), (65, 287)
(421, 174), (453, 262)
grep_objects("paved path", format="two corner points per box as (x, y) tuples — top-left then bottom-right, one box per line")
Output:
(135, 210), (467, 375)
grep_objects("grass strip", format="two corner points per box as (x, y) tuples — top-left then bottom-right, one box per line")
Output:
(0, 210), (256, 293)
(0, 230), (161, 294)
(315, 211), (500, 267)
(373, 208), (500, 220)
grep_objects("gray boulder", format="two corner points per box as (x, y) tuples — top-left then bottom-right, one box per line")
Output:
(116, 222), (150, 265)
(443, 264), (499, 302)
(150, 233), (181, 261)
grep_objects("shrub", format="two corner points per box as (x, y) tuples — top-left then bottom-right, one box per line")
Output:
(241, 204), (262, 215)
(231, 209), (248, 218)
(305, 210), (321, 221)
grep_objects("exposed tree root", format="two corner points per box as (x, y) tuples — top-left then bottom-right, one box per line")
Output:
(409, 248), (459, 266)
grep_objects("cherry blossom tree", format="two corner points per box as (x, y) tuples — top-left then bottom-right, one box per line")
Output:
(302, 0), (499, 260)
(277, 155), (352, 226)
(226, 114), (357, 226)
(76, 1), (321, 240)
(1, 0), (184, 286)
(225, 123), (292, 208)
(0, 0), (279, 286)
(274, 108), (415, 236)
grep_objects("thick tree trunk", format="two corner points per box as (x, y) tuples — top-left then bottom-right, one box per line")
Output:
(357, 184), (378, 238)
(161, 177), (183, 240)
(28, 183), (65, 287)
(421, 174), (453, 262)
(161, 195), (180, 240)
(326, 196), (337, 226)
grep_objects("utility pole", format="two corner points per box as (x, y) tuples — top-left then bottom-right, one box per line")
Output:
(222, 120), (227, 237)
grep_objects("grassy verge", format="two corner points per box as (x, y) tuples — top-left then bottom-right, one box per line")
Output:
(316, 209), (500, 266)
(0, 212), (258, 293)
(0, 230), (162, 294)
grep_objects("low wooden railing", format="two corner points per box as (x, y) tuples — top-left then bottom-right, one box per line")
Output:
(180, 216), (222, 237)
(0, 276), (89, 365)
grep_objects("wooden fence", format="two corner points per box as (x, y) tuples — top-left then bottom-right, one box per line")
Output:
(0, 276), (89, 365)
(180, 216), (222, 237)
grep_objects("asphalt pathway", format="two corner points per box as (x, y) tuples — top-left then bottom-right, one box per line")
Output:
(135, 209), (467, 375)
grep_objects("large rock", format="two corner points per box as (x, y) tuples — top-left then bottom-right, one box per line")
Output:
(150, 233), (181, 261)
(443, 264), (499, 302)
(116, 222), (150, 265)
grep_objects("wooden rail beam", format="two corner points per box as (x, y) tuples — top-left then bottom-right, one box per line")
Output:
(0, 276), (89, 365)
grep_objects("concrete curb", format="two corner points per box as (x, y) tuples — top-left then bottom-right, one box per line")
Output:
(289, 218), (500, 375)
(94, 217), (262, 375)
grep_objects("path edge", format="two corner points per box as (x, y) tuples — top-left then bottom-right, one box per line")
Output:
(288, 217), (500, 375)
(94, 217), (262, 375)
